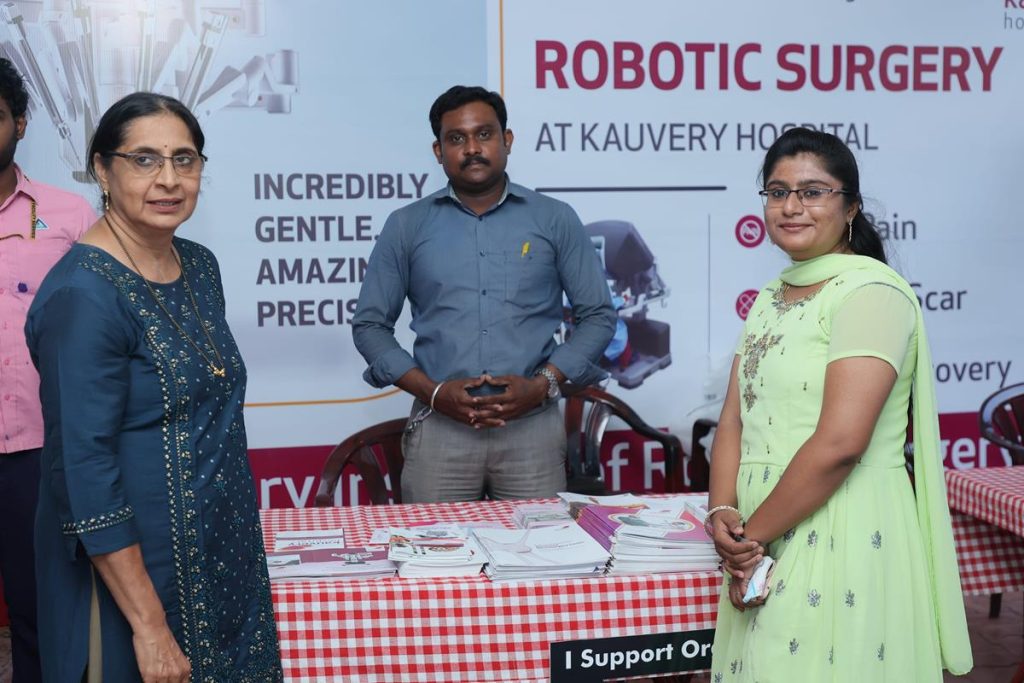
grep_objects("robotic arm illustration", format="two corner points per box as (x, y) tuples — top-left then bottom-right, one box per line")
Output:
(0, 0), (299, 181)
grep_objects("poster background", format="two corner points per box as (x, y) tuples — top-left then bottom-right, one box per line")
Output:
(5, 0), (1021, 507)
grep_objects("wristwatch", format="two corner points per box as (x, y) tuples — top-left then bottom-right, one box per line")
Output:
(537, 367), (561, 400)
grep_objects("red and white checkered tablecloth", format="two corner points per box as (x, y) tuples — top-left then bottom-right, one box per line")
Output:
(946, 466), (1024, 596)
(946, 466), (1024, 538)
(261, 501), (722, 683)
(950, 511), (1024, 596)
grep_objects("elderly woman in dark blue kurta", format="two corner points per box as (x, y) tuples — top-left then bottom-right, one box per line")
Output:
(25, 93), (281, 682)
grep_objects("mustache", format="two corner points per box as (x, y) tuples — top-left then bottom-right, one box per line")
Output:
(461, 155), (489, 169)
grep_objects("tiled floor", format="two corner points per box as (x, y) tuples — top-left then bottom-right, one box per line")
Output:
(947, 592), (1024, 683)
(0, 593), (1019, 682)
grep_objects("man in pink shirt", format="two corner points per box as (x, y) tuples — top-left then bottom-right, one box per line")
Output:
(0, 58), (95, 682)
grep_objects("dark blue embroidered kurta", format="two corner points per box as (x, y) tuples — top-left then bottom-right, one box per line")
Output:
(26, 240), (281, 682)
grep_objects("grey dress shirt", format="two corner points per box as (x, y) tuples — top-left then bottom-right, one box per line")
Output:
(352, 179), (616, 390)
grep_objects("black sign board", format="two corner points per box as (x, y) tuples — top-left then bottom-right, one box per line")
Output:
(550, 629), (715, 682)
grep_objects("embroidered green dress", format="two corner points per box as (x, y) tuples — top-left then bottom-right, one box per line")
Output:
(710, 254), (971, 682)
(27, 240), (282, 682)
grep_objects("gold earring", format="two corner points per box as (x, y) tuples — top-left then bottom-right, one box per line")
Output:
(847, 218), (853, 242)
(103, 190), (110, 212)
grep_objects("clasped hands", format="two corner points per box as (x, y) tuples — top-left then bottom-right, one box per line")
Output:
(708, 509), (768, 612)
(432, 373), (548, 428)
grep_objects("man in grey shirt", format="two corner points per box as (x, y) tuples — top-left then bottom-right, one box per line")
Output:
(352, 85), (615, 503)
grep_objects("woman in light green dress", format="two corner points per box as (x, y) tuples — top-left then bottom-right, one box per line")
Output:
(706, 128), (972, 681)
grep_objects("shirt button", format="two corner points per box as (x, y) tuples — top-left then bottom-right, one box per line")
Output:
(482, 330), (488, 335)
(17, 282), (27, 293)
(479, 251), (485, 257)
(481, 290), (487, 296)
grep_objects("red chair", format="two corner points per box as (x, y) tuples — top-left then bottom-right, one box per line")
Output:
(979, 382), (1024, 465)
(563, 386), (703, 494)
(314, 418), (407, 506)
(977, 383), (1024, 620)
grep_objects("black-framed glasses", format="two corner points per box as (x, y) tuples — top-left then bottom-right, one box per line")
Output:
(106, 151), (207, 177)
(758, 187), (852, 207)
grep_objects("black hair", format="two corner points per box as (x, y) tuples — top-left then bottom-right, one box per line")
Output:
(429, 85), (507, 139)
(760, 127), (886, 264)
(88, 92), (205, 181)
(0, 58), (29, 119)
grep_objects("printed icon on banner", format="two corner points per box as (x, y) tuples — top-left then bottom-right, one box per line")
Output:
(735, 215), (766, 248)
(735, 290), (759, 320)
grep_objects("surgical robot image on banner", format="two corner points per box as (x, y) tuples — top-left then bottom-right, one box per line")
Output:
(0, 0), (298, 181)
(568, 220), (672, 390)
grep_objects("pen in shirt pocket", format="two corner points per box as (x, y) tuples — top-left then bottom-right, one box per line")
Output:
(521, 241), (530, 258)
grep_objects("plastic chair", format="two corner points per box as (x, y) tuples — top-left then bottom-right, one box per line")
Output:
(979, 382), (1024, 465)
(688, 418), (716, 493)
(562, 386), (698, 494)
(314, 418), (408, 506)
(977, 383), (1024, 620)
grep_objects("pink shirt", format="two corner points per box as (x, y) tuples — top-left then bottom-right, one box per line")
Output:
(0, 165), (95, 453)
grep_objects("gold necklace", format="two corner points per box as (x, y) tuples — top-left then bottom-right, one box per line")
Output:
(104, 215), (227, 378)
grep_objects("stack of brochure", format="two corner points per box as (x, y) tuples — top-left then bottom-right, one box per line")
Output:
(472, 523), (611, 581)
(386, 523), (486, 578)
(266, 528), (397, 580)
(576, 504), (718, 575)
(266, 546), (397, 581)
(637, 494), (710, 520)
(511, 503), (575, 529)
(273, 528), (348, 551)
(556, 492), (647, 519)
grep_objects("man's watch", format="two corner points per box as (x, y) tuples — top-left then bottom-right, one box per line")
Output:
(537, 367), (561, 400)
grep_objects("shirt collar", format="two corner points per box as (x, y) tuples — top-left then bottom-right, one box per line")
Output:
(439, 175), (522, 214)
(0, 164), (36, 213)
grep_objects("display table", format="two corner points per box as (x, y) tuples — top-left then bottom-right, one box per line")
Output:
(261, 501), (722, 683)
(945, 466), (1024, 683)
(946, 467), (1024, 596)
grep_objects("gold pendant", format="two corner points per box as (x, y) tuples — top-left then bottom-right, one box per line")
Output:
(212, 366), (227, 378)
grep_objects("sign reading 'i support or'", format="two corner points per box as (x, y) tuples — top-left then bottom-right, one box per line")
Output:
(550, 629), (715, 682)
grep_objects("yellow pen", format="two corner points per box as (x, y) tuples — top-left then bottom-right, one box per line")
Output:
(521, 241), (530, 258)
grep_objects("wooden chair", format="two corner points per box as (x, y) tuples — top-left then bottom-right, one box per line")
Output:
(314, 418), (408, 506)
(563, 386), (699, 494)
(979, 382), (1024, 465)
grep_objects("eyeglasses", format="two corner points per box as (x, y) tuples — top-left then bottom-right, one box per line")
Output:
(106, 151), (207, 177)
(758, 187), (852, 207)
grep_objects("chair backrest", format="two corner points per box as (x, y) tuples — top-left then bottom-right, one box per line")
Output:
(314, 418), (408, 506)
(563, 386), (700, 493)
(979, 382), (1024, 465)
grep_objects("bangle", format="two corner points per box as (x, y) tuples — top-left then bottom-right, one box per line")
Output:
(429, 381), (446, 411)
(704, 504), (741, 536)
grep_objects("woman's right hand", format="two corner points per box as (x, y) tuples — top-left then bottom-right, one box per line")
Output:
(132, 624), (191, 683)
(710, 509), (763, 579)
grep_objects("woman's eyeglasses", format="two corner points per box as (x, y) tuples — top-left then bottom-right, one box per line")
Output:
(758, 187), (852, 207)
(106, 151), (207, 178)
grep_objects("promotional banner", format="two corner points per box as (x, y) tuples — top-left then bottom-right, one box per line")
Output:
(6, 0), (1021, 506)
